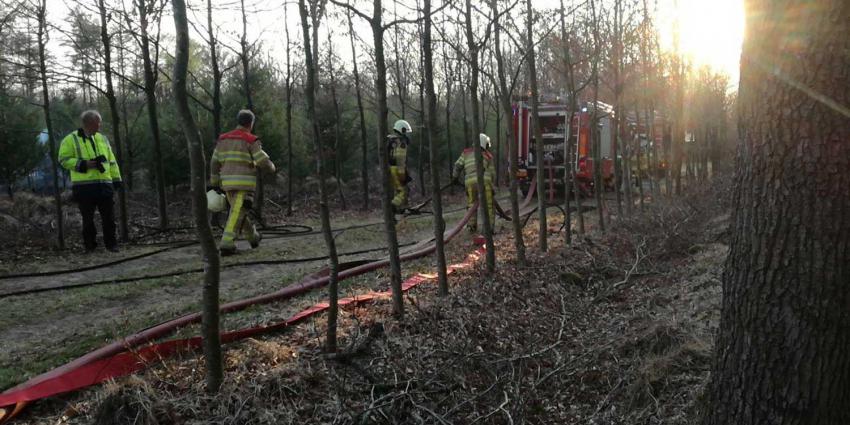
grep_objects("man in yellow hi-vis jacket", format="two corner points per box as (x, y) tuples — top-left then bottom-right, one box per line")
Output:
(387, 120), (412, 213)
(58, 110), (123, 252)
(209, 110), (276, 256)
(453, 133), (495, 232)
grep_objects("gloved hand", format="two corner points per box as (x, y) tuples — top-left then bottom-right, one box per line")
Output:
(93, 155), (108, 173)
(207, 185), (223, 194)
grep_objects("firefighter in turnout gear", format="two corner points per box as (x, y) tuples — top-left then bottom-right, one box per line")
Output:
(454, 133), (495, 233)
(387, 119), (412, 213)
(58, 110), (123, 253)
(209, 110), (276, 256)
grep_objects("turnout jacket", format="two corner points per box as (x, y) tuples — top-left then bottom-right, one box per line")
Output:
(210, 127), (276, 192)
(57, 129), (122, 199)
(454, 148), (495, 185)
(387, 134), (409, 174)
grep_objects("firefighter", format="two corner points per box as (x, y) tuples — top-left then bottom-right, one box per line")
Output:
(387, 119), (412, 213)
(209, 110), (276, 256)
(58, 110), (123, 253)
(453, 133), (495, 233)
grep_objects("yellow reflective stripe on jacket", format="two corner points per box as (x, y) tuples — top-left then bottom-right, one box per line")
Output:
(454, 149), (494, 184)
(58, 131), (122, 186)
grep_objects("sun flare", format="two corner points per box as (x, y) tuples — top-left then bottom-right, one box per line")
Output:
(662, 0), (745, 80)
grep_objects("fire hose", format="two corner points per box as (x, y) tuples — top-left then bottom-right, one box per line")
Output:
(0, 204), (481, 423)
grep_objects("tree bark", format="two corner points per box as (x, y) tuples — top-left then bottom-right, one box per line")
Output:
(347, 8), (369, 211)
(137, 0), (168, 230)
(98, 0), (129, 243)
(422, 0), (448, 295)
(491, 0), (526, 266)
(285, 4), (294, 216)
(240, 0), (264, 223)
(465, 0), (495, 273)
(207, 0), (222, 141)
(298, 0), (341, 351)
(171, 0), (223, 392)
(703, 1), (850, 423)
(327, 30), (348, 210)
(526, 0), (547, 252)
(35, 0), (64, 250)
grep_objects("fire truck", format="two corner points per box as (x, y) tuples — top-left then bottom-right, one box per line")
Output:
(511, 99), (616, 199)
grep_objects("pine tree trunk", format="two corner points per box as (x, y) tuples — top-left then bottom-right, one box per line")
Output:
(703, 1), (850, 423)
(35, 0), (64, 250)
(171, 0), (223, 392)
(98, 0), (129, 243)
(327, 32), (348, 210)
(465, 0), (495, 273)
(370, 0), (404, 318)
(240, 0), (263, 223)
(526, 0), (547, 252)
(207, 0), (222, 141)
(285, 6), (294, 216)
(298, 0), (341, 351)
(491, 0), (526, 265)
(347, 9), (369, 211)
(422, 0), (448, 295)
(138, 0), (168, 230)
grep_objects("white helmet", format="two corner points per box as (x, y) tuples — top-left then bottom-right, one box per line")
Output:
(479, 133), (491, 150)
(393, 119), (413, 135)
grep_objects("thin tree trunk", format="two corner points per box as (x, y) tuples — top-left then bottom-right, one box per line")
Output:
(298, 0), (341, 351)
(704, 1), (850, 422)
(285, 4), (294, 216)
(207, 0), (222, 140)
(526, 0), (547, 252)
(417, 80), (426, 198)
(423, 0), (448, 295)
(559, 0), (576, 245)
(611, 0), (624, 216)
(371, 0), (404, 318)
(465, 0), (495, 273)
(98, 0), (129, 243)
(347, 8), (369, 211)
(137, 0), (168, 230)
(171, 0), (222, 392)
(327, 31), (348, 210)
(491, 0), (525, 265)
(634, 104), (645, 209)
(589, 0), (605, 232)
(443, 59), (454, 194)
(240, 0), (264, 223)
(35, 0), (64, 250)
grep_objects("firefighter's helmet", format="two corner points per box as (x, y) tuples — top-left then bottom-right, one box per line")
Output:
(479, 133), (491, 150)
(393, 120), (413, 135)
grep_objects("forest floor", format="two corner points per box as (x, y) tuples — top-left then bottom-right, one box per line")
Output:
(2, 179), (730, 424)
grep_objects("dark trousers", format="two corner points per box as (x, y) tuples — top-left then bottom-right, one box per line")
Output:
(78, 196), (117, 250)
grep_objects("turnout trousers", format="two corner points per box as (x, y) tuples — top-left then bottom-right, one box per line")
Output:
(465, 181), (494, 232)
(389, 166), (409, 211)
(220, 190), (260, 250)
(78, 195), (117, 251)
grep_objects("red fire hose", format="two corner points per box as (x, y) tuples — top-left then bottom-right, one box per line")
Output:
(0, 204), (481, 423)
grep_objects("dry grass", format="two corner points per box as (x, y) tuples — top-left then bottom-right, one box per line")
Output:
(15, 178), (731, 424)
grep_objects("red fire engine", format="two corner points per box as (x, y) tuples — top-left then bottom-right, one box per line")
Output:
(511, 100), (616, 199)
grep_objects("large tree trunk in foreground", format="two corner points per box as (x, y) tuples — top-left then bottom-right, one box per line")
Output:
(702, 1), (850, 424)
(171, 0), (223, 392)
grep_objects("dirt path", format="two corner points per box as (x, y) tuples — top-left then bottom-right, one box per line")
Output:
(0, 203), (469, 391)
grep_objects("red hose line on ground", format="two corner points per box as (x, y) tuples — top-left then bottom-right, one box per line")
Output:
(0, 245), (487, 425)
(0, 204), (480, 423)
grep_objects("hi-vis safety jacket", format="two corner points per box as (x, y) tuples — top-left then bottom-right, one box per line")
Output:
(210, 127), (275, 192)
(454, 148), (495, 185)
(58, 129), (122, 195)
